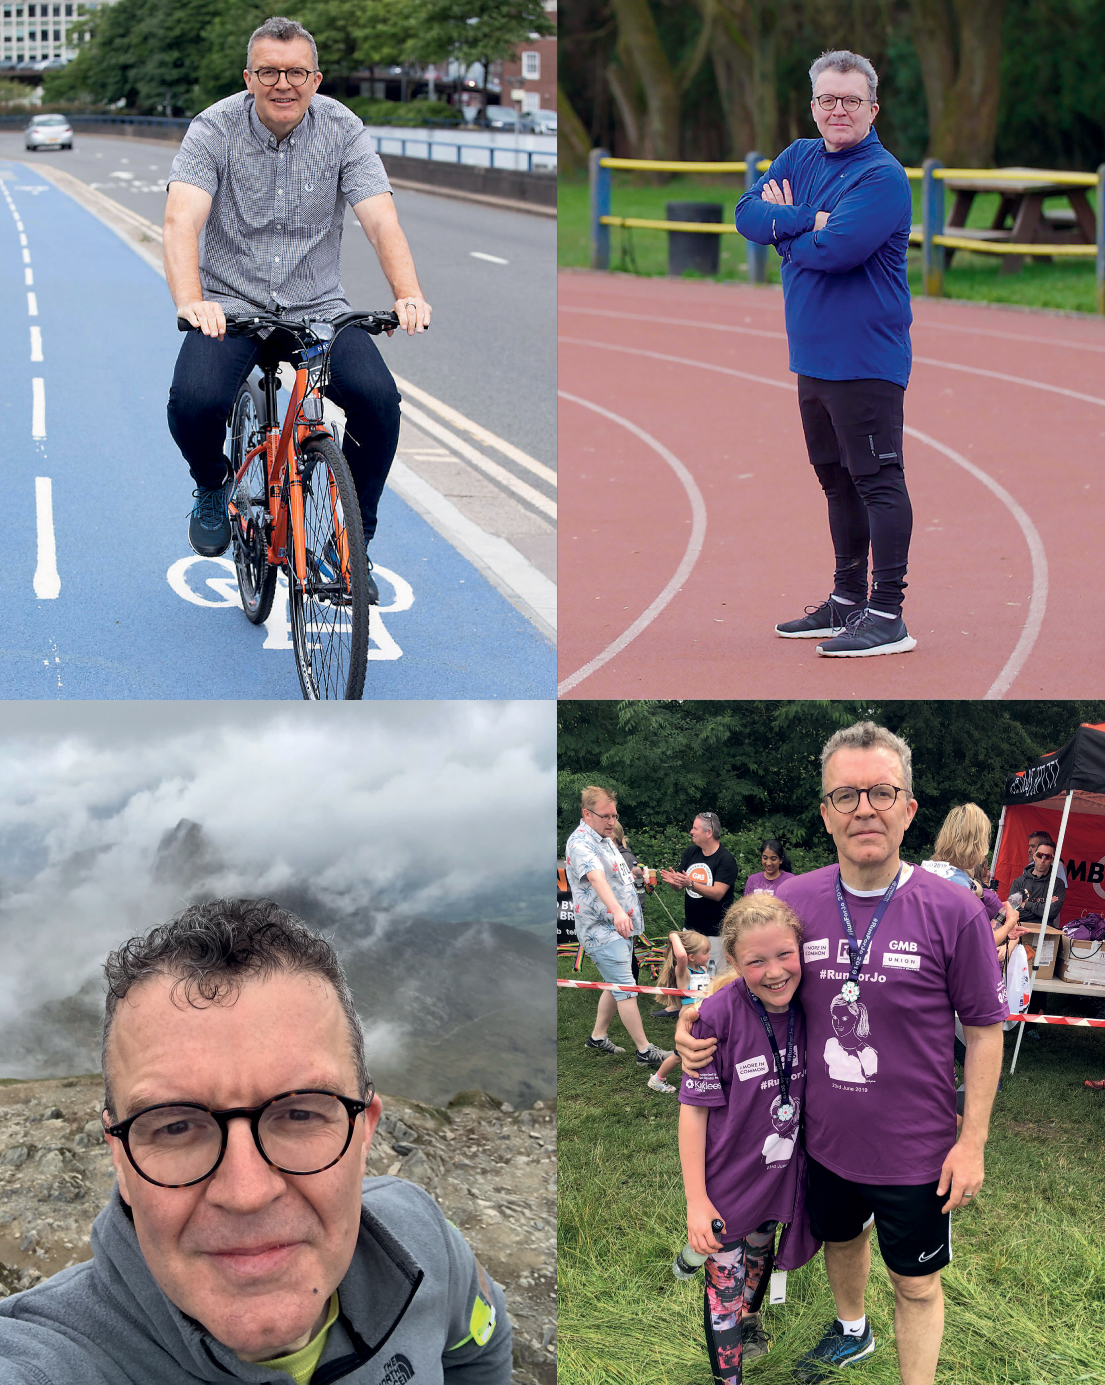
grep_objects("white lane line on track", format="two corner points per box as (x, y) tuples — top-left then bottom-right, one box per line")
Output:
(559, 336), (1047, 696)
(31, 377), (45, 439)
(24, 267), (33, 285)
(470, 251), (508, 264)
(563, 306), (1105, 404)
(22, 248), (30, 263)
(33, 477), (60, 600)
(904, 426), (1048, 699)
(557, 391), (707, 696)
(26, 291), (37, 315)
(30, 326), (42, 361)
(567, 299), (1105, 358)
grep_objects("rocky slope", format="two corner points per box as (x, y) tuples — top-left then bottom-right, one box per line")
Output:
(0, 1076), (555, 1384)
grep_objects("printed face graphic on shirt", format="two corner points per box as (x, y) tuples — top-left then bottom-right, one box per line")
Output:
(685, 861), (713, 900)
(761, 1094), (799, 1165)
(824, 995), (878, 1085)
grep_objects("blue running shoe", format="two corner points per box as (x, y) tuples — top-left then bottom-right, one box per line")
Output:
(794, 1319), (876, 1383)
(816, 607), (916, 657)
(187, 476), (232, 558)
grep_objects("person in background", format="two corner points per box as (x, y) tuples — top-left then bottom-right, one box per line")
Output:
(1009, 843), (1066, 930)
(565, 786), (671, 1071)
(744, 839), (796, 896)
(661, 813), (739, 976)
(1026, 832), (1067, 886)
(647, 931), (715, 1092)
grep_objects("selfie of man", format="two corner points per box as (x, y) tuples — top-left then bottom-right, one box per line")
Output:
(0, 900), (511, 1383)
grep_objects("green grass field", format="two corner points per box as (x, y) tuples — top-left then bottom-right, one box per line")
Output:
(558, 951), (1105, 1384)
(558, 174), (1100, 315)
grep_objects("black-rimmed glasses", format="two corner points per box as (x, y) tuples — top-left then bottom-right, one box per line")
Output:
(814, 94), (870, 112)
(585, 808), (619, 822)
(104, 1088), (371, 1189)
(251, 66), (315, 87)
(822, 784), (906, 813)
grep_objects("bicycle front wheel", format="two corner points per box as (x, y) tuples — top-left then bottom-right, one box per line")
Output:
(287, 436), (370, 700)
(229, 382), (277, 625)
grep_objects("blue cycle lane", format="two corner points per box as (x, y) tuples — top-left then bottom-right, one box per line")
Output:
(0, 162), (554, 699)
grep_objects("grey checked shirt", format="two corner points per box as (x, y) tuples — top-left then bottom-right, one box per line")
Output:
(168, 92), (392, 319)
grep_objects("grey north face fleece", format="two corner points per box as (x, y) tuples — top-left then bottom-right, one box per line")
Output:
(0, 1176), (511, 1384)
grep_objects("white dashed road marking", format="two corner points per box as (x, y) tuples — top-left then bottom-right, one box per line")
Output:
(31, 377), (46, 438)
(34, 477), (61, 600)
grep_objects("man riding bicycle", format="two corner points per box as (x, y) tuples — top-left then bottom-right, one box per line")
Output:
(164, 14), (431, 604)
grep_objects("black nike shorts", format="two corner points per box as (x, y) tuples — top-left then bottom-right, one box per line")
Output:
(806, 1153), (951, 1276)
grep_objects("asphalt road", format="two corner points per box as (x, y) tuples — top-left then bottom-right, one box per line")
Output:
(5, 131), (556, 468)
(0, 152), (553, 698)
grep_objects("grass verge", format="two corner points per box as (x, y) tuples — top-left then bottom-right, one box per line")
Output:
(558, 950), (1105, 1384)
(558, 174), (1100, 315)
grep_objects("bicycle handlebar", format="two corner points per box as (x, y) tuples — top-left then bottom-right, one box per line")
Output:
(176, 309), (408, 336)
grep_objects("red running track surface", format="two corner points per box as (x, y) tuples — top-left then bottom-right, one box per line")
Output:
(558, 269), (1105, 699)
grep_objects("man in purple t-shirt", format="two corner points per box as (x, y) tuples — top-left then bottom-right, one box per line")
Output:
(677, 722), (1005, 1385)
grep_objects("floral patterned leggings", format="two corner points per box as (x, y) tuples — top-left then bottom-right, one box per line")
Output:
(703, 1222), (776, 1385)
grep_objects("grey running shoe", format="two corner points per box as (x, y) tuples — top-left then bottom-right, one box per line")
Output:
(817, 608), (917, 657)
(635, 1043), (673, 1068)
(741, 1312), (769, 1361)
(775, 595), (855, 638)
(585, 1035), (625, 1054)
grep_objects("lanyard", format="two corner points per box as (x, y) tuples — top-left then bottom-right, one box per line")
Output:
(748, 992), (796, 1111)
(835, 866), (902, 986)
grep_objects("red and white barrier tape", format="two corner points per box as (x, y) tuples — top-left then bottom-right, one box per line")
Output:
(557, 978), (1105, 1023)
(557, 979), (697, 997)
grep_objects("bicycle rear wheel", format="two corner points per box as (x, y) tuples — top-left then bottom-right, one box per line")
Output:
(287, 436), (370, 700)
(229, 382), (277, 625)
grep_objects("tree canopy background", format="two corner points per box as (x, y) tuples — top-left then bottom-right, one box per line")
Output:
(560, 0), (1105, 171)
(43, 0), (552, 115)
(557, 701), (1105, 880)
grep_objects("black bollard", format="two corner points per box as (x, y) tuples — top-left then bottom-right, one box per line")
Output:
(667, 202), (724, 276)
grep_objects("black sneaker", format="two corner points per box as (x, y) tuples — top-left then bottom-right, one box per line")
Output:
(794, 1319), (876, 1383)
(775, 595), (856, 639)
(741, 1311), (769, 1361)
(584, 1035), (625, 1055)
(817, 608), (917, 657)
(188, 476), (232, 558)
(635, 1043), (673, 1068)
(651, 1007), (680, 1019)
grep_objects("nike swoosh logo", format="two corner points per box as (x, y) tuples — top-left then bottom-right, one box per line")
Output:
(918, 1248), (942, 1262)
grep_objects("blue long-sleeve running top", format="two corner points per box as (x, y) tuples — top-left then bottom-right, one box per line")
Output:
(735, 129), (913, 388)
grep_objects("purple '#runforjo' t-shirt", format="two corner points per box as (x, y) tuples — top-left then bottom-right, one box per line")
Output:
(679, 979), (807, 1239)
(743, 871), (795, 896)
(776, 864), (1008, 1186)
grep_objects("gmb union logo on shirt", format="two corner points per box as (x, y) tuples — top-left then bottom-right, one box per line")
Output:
(686, 861), (713, 900)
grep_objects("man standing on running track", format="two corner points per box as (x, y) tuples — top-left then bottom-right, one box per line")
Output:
(676, 722), (1007, 1384)
(164, 15), (431, 603)
(735, 50), (915, 657)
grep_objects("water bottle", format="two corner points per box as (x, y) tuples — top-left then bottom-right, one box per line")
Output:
(672, 1220), (724, 1278)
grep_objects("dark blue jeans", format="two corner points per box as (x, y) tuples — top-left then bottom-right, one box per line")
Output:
(167, 325), (402, 543)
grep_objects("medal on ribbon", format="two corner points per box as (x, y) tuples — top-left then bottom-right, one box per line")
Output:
(835, 867), (902, 1005)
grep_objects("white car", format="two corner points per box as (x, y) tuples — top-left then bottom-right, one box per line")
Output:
(25, 114), (73, 150)
(531, 110), (557, 135)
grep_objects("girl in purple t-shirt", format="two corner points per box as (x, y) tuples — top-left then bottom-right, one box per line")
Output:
(679, 894), (807, 1384)
(648, 930), (713, 1094)
(742, 837), (795, 897)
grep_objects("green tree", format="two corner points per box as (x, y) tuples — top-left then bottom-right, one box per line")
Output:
(409, 0), (554, 109)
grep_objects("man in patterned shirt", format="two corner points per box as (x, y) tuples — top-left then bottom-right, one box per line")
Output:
(565, 786), (670, 1069)
(165, 15), (431, 602)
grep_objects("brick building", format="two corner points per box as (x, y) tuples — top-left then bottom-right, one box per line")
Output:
(500, 0), (555, 115)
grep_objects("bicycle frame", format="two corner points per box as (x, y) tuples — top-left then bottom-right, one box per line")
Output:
(228, 353), (349, 591)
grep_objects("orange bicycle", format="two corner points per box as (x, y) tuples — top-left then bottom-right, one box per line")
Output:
(179, 309), (399, 699)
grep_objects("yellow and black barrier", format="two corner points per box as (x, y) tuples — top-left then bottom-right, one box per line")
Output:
(587, 149), (1105, 312)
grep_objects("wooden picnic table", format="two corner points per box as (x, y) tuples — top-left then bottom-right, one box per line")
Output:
(943, 168), (1096, 273)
